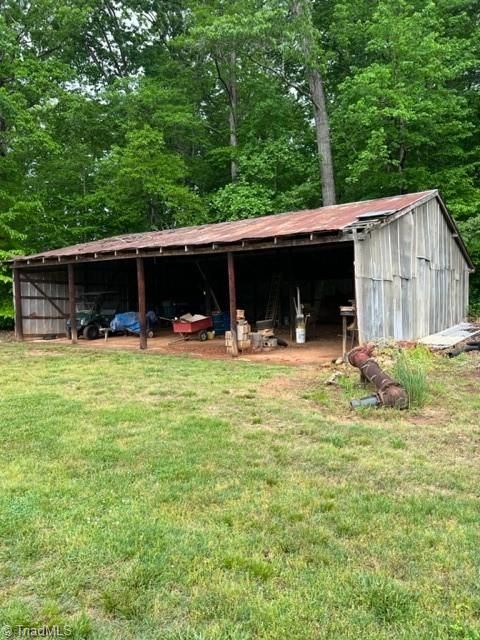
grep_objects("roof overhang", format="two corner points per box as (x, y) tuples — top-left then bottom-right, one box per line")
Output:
(6, 189), (474, 271)
(9, 230), (351, 269)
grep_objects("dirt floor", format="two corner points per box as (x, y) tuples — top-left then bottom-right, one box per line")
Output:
(19, 326), (347, 365)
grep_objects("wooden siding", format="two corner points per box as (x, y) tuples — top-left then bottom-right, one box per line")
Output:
(17, 263), (134, 337)
(19, 269), (69, 336)
(354, 198), (470, 341)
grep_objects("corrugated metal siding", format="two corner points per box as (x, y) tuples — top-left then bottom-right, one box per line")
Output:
(20, 270), (69, 336)
(355, 199), (470, 341)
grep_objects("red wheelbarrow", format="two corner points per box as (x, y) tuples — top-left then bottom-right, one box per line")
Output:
(170, 314), (213, 343)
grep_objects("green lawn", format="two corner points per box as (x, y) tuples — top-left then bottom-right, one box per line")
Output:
(0, 343), (479, 639)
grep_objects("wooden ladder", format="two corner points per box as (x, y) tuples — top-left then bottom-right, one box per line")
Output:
(264, 272), (282, 325)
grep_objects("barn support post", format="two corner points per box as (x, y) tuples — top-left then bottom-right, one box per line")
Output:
(13, 268), (24, 341)
(287, 250), (295, 341)
(227, 252), (238, 357)
(136, 257), (147, 350)
(67, 263), (77, 344)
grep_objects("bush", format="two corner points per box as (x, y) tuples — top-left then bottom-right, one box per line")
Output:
(392, 348), (430, 408)
(468, 301), (480, 321)
(0, 299), (14, 329)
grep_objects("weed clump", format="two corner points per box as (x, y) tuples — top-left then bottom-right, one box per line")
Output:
(393, 347), (431, 408)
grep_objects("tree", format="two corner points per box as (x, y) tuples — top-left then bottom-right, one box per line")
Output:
(215, 0), (339, 205)
(290, 0), (336, 205)
(0, 2), (81, 320)
(95, 125), (203, 231)
(182, 0), (325, 213)
(331, 0), (478, 206)
(185, 0), (255, 183)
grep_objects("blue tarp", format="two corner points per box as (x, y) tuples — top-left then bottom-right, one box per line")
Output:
(110, 311), (158, 335)
(110, 312), (140, 334)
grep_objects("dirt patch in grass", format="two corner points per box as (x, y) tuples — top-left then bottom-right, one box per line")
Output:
(257, 367), (320, 397)
(404, 407), (451, 426)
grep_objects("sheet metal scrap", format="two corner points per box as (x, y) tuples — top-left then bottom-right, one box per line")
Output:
(348, 343), (409, 409)
(419, 322), (480, 349)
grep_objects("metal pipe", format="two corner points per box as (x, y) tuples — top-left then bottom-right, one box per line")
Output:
(348, 343), (408, 409)
(350, 395), (380, 409)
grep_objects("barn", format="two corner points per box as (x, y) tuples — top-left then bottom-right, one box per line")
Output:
(10, 189), (474, 350)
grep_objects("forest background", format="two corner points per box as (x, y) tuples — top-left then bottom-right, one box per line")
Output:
(1, 0), (479, 323)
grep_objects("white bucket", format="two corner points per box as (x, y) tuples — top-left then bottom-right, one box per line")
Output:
(296, 327), (306, 344)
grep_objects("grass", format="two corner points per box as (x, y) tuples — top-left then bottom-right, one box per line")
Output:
(0, 342), (479, 639)
(393, 347), (431, 408)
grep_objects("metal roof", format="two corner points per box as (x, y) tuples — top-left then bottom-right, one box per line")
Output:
(11, 189), (471, 267)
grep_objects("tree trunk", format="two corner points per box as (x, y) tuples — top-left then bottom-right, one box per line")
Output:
(0, 116), (7, 157)
(228, 51), (238, 182)
(213, 52), (238, 182)
(308, 69), (336, 205)
(292, 0), (336, 205)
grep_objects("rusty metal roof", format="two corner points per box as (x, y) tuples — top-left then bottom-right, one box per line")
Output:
(14, 190), (450, 264)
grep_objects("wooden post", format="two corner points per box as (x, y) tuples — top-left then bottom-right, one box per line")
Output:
(136, 257), (147, 350)
(13, 268), (24, 341)
(227, 252), (238, 356)
(288, 250), (295, 341)
(67, 264), (77, 343)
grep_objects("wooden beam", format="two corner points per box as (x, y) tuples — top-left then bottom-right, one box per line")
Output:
(11, 234), (351, 268)
(20, 295), (69, 301)
(22, 333), (67, 339)
(227, 252), (238, 357)
(67, 264), (77, 343)
(13, 268), (24, 341)
(22, 316), (68, 320)
(136, 257), (147, 350)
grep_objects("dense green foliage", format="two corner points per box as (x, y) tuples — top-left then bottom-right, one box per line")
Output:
(1, 0), (479, 319)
